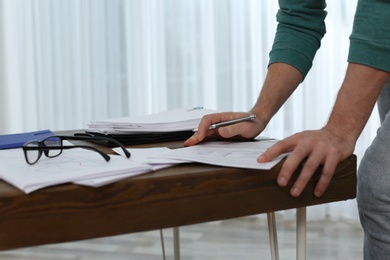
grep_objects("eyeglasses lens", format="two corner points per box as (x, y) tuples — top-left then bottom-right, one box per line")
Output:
(43, 136), (62, 158)
(25, 141), (41, 165)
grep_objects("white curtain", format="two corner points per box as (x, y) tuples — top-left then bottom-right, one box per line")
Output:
(0, 0), (376, 222)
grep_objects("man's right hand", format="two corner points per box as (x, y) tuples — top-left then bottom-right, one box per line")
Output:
(184, 111), (264, 146)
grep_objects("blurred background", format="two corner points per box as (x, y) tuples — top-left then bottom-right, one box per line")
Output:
(0, 0), (373, 222)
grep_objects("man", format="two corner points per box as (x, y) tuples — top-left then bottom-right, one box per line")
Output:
(184, 0), (390, 258)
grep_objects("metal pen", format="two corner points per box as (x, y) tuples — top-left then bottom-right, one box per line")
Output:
(193, 114), (256, 132)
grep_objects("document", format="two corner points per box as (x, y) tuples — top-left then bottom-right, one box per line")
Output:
(79, 147), (190, 187)
(0, 135), (286, 193)
(153, 137), (287, 170)
(113, 147), (190, 168)
(73, 168), (153, 187)
(0, 145), (152, 193)
(86, 106), (217, 134)
(51, 147), (189, 188)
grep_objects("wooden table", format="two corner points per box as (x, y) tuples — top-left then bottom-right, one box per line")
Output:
(0, 138), (357, 258)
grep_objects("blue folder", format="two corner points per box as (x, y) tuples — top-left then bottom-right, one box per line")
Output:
(0, 129), (54, 149)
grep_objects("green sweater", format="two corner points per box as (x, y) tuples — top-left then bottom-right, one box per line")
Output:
(269, 0), (390, 78)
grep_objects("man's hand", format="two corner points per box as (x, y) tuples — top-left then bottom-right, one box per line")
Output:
(184, 112), (264, 146)
(259, 64), (388, 197)
(258, 128), (355, 197)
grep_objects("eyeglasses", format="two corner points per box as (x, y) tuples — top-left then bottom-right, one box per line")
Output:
(22, 135), (131, 165)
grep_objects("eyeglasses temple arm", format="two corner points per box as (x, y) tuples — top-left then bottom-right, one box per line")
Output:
(62, 135), (131, 158)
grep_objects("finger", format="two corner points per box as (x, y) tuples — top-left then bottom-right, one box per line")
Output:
(185, 113), (234, 146)
(290, 149), (324, 197)
(314, 153), (339, 197)
(217, 117), (260, 139)
(187, 114), (223, 145)
(196, 113), (235, 139)
(257, 138), (296, 163)
(184, 132), (200, 147)
(195, 115), (216, 140)
(276, 144), (309, 189)
(195, 112), (255, 142)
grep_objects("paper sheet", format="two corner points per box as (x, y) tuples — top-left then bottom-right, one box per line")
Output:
(87, 106), (217, 134)
(0, 136), (286, 194)
(114, 147), (190, 166)
(154, 138), (287, 170)
(76, 147), (189, 187)
(0, 146), (152, 193)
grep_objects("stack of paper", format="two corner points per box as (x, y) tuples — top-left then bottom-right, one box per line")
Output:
(0, 144), (153, 193)
(86, 106), (217, 134)
(0, 137), (286, 194)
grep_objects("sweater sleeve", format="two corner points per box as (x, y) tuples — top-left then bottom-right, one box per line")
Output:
(348, 0), (390, 72)
(269, 0), (327, 78)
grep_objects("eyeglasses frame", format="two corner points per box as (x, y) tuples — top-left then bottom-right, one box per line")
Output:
(22, 135), (130, 165)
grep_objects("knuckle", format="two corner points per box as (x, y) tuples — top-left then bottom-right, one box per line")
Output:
(295, 145), (309, 157)
(303, 160), (318, 171)
(281, 161), (297, 175)
(321, 169), (334, 180)
(326, 145), (341, 156)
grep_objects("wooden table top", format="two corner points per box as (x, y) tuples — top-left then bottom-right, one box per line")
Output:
(0, 135), (357, 250)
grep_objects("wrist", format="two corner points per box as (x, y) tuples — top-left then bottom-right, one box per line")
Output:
(249, 107), (270, 132)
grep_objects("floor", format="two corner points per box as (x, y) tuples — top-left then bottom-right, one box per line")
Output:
(0, 214), (364, 260)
